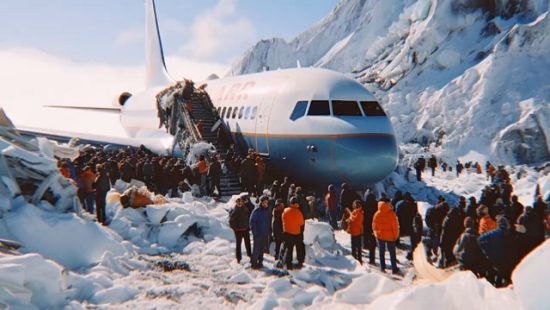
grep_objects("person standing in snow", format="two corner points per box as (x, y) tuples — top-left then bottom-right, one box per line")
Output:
(282, 197), (305, 270)
(271, 199), (285, 260)
(428, 155), (437, 177)
(346, 200), (364, 264)
(372, 199), (400, 274)
(395, 192), (418, 260)
(414, 158), (423, 181)
(80, 165), (97, 213)
(363, 190), (378, 264)
(478, 205), (497, 235)
(325, 184), (339, 229)
(249, 196), (272, 269)
(229, 197), (252, 264)
(208, 154), (222, 196)
(478, 216), (520, 287)
(453, 217), (488, 277)
(456, 160), (464, 177)
(439, 206), (465, 268)
(94, 163), (111, 225)
(197, 155), (209, 196)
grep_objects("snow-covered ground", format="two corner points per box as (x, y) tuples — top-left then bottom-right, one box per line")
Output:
(0, 136), (549, 309)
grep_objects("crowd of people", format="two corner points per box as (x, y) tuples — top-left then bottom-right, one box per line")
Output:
(56, 144), (549, 286)
(56, 144), (228, 223)
(227, 167), (549, 285)
(413, 154), (501, 181)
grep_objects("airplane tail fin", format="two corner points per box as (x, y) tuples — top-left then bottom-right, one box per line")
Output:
(145, 0), (173, 89)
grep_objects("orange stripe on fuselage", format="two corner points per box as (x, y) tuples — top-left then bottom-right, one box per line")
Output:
(230, 132), (395, 139)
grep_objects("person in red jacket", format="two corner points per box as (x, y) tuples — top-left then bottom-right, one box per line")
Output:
(372, 199), (400, 274)
(282, 197), (305, 270)
(346, 200), (364, 264)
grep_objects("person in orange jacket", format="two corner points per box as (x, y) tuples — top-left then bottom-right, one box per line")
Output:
(282, 197), (305, 269)
(80, 165), (97, 213)
(346, 200), (364, 264)
(197, 155), (209, 196)
(372, 199), (400, 274)
(477, 205), (497, 235)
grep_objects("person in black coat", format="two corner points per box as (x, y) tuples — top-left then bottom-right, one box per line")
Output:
(453, 217), (488, 277)
(271, 199), (285, 260)
(362, 190), (378, 264)
(395, 192), (418, 259)
(340, 183), (360, 214)
(465, 197), (478, 227)
(425, 200), (447, 257)
(229, 197), (252, 263)
(208, 155), (222, 196)
(505, 195), (524, 224)
(94, 163), (111, 225)
(478, 216), (520, 287)
(439, 207), (465, 267)
(517, 207), (546, 257)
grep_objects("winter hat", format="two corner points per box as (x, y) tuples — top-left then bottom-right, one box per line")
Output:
(259, 195), (269, 202)
(290, 197), (298, 204)
(328, 184), (334, 191)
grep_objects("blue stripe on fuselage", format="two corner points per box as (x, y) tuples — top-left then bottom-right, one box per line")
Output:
(231, 132), (398, 187)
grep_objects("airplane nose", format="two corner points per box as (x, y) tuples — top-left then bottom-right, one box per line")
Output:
(330, 134), (398, 185)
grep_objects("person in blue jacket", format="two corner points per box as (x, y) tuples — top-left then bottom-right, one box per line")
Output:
(250, 196), (272, 269)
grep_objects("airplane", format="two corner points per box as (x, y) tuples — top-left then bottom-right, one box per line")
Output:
(14, 0), (399, 188)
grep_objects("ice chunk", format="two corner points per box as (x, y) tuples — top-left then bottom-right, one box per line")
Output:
(91, 285), (137, 304)
(333, 273), (402, 304)
(145, 205), (169, 225)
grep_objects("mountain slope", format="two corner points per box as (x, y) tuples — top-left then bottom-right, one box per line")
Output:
(229, 0), (550, 164)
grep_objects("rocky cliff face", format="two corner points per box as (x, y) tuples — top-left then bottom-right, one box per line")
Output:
(229, 0), (549, 164)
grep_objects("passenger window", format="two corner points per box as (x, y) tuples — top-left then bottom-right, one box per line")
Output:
(290, 101), (308, 121)
(250, 106), (258, 120)
(232, 106), (238, 119)
(226, 107), (232, 119)
(244, 106), (251, 119)
(307, 100), (330, 116)
(360, 101), (386, 116)
(238, 106), (245, 119)
(333, 100), (362, 116)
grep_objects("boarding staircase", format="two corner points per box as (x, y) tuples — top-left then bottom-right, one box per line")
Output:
(188, 91), (242, 197)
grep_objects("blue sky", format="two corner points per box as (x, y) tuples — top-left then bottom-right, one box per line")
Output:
(0, 0), (339, 66)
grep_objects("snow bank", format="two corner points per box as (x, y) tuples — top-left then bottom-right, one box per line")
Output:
(513, 239), (550, 310)
(3, 201), (126, 270)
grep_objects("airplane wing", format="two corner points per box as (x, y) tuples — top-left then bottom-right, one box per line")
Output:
(6, 105), (175, 155)
(44, 105), (121, 113)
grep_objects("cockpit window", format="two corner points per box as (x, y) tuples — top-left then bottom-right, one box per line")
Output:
(360, 101), (386, 116)
(232, 106), (238, 119)
(290, 101), (308, 121)
(250, 106), (258, 120)
(308, 100), (330, 116)
(332, 100), (362, 116)
(244, 106), (251, 119)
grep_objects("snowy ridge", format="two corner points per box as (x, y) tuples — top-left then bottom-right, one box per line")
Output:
(230, 0), (550, 165)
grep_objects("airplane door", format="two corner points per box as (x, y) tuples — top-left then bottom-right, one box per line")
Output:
(254, 95), (273, 156)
